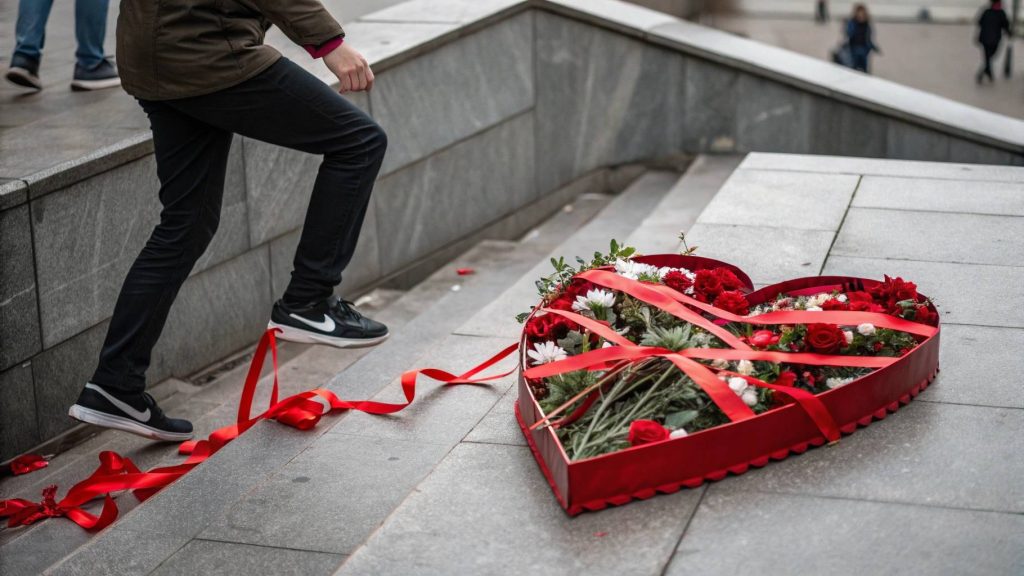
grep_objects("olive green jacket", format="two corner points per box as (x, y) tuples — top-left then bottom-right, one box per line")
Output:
(116, 0), (344, 100)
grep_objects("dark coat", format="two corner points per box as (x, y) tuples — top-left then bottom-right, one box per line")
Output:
(116, 0), (344, 100)
(978, 7), (1011, 47)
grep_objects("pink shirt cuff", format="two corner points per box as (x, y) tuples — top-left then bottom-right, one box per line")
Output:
(305, 36), (344, 59)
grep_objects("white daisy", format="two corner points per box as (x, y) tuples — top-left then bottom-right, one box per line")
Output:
(526, 341), (568, 366)
(571, 288), (616, 313)
(614, 259), (659, 280)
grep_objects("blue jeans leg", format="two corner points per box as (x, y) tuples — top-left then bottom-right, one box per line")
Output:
(12, 0), (55, 63)
(74, 0), (108, 69)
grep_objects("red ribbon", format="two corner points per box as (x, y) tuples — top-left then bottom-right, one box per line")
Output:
(0, 330), (517, 531)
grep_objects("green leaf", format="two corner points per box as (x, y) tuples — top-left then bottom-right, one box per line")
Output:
(665, 410), (699, 428)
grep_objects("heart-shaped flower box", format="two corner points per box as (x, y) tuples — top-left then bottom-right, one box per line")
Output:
(514, 255), (940, 515)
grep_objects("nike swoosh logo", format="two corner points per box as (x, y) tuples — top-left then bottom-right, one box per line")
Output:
(289, 313), (336, 333)
(85, 383), (151, 422)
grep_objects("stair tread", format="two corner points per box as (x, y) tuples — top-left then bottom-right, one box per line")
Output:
(28, 185), (618, 576)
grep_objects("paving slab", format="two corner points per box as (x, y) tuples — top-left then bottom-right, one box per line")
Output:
(628, 155), (744, 253)
(740, 153), (1024, 183)
(832, 208), (1024, 267)
(853, 175), (1024, 217)
(336, 443), (704, 576)
(823, 256), (1024, 328)
(151, 540), (344, 576)
(708, 401), (1023, 514)
(697, 169), (859, 232)
(666, 489), (1024, 576)
(463, 385), (527, 447)
(326, 335), (515, 447)
(921, 324), (1024, 410)
(44, 526), (191, 576)
(456, 171), (680, 339)
(198, 433), (452, 555)
(685, 222), (834, 285)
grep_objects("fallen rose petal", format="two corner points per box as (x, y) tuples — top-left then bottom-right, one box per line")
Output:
(456, 268), (475, 276)
(10, 454), (49, 476)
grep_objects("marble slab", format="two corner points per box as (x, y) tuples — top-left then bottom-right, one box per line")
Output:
(371, 12), (533, 175)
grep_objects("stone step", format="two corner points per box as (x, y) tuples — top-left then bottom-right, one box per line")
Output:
(25, 175), (627, 575)
(331, 158), (736, 575)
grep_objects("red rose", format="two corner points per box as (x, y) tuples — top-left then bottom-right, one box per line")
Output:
(872, 341), (884, 352)
(848, 300), (885, 313)
(713, 268), (744, 291)
(804, 323), (846, 354)
(693, 269), (723, 302)
(913, 304), (938, 326)
(663, 270), (694, 294)
(713, 290), (750, 315)
(749, 330), (780, 347)
(822, 298), (850, 311)
(549, 294), (574, 311)
(525, 314), (576, 342)
(846, 290), (874, 303)
(774, 370), (797, 387)
(627, 420), (670, 446)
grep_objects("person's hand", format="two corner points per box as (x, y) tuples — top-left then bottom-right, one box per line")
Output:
(324, 43), (374, 93)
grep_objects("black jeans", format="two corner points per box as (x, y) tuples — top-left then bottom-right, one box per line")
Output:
(981, 42), (999, 79)
(92, 57), (387, 393)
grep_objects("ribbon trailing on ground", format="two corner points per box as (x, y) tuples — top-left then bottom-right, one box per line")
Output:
(0, 330), (518, 532)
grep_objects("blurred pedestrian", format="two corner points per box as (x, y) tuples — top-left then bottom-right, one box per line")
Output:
(845, 4), (880, 73)
(4, 0), (120, 91)
(976, 0), (1011, 83)
(816, 0), (830, 23)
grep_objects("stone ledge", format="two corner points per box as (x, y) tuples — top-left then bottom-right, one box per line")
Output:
(539, 0), (1024, 155)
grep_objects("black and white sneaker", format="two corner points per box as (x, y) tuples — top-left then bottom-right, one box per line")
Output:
(70, 57), (120, 91)
(269, 296), (389, 348)
(68, 383), (194, 442)
(5, 53), (42, 90)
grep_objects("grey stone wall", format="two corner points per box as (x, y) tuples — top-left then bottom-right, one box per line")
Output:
(2, 0), (1022, 460)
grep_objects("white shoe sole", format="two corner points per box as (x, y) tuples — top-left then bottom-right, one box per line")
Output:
(268, 322), (390, 349)
(5, 67), (41, 90)
(70, 77), (121, 91)
(68, 404), (193, 442)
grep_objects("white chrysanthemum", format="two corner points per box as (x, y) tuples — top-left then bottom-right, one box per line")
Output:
(571, 288), (616, 313)
(857, 323), (876, 336)
(836, 294), (848, 303)
(843, 330), (854, 345)
(712, 358), (730, 370)
(669, 428), (689, 439)
(614, 259), (659, 280)
(728, 377), (749, 394)
(526, 341), (568, 366)
(825, 376), (855, 389)
(807, 293), (829, 307)
(736, 359), (754, 376)
(741, 389), (759, 407)
(805, 306), (823, 312)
